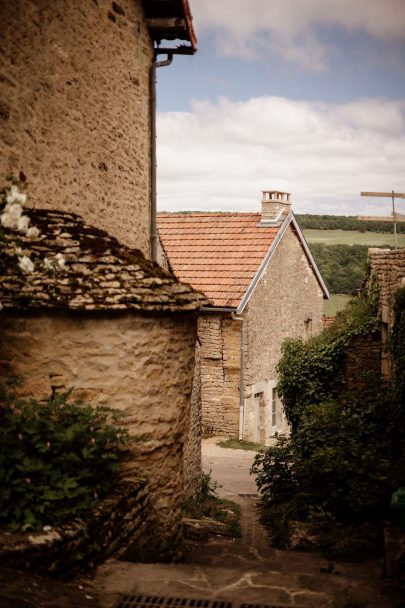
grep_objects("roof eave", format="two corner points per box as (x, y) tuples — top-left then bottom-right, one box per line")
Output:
(143, 0), (197, 53)
(200, 306), (237, 313)
(290, 213), (330, 300)
(236, 214), (292, 315)
(236, 212), (329, 315)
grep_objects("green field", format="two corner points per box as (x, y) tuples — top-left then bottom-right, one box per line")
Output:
(303, 229), (405, 247)
(324, 294), (351, 316)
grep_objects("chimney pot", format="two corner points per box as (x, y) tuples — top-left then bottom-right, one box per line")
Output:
(260, 190), (292, 225)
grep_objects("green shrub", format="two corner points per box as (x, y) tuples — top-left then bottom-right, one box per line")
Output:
(183, 471), (241, 538)
(252, 280), (405, 549)
(252, 393), (400, 546)
(276, 337), (347, 433)
(199, 470), (219, 501)
(276, 283), (380, 433)
(0, 386), (129, 532)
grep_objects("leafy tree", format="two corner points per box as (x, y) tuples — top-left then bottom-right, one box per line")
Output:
(309, 243), (369, 295)
(296, 214), (405, 233)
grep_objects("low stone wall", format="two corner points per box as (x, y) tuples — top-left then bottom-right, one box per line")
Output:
(0, 480), (151, 576)
(344, 333), (382, 396)
(368, 248), (405, 380)
(0, 310), (197, 561)
(369, 248), (405, 328)
(183, 342), (202, 500)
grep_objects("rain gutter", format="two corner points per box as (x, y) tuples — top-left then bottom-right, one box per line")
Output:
(150, 53), (173, 262)
(231, 312), (245, 441)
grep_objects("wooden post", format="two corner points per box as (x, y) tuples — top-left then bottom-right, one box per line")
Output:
(361, 191), (405, 250)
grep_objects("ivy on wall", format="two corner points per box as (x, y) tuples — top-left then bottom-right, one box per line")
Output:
(252, 276), (405, 552)
(276, 279), (380, 434)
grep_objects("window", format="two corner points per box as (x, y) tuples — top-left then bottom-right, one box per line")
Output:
(271, 387), (277, 428)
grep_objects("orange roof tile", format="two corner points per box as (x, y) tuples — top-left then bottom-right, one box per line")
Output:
(158, 213), (283, 308)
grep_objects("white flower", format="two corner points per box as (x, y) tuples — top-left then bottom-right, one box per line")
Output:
(6, 185), (27, 206)
(14, 246), (23, 255)
(26, 226), (40, 239)
(17, 215), (30, 233)
(1, 202), (23, 230)
(43, 257), (53, 270)
(18, 255), (34, 274)
(55, 253), (66, 270)
(5, 202), (23, 220)
(16, 192), (27, 205)
(6, 185), (21, 204)
(1, 212), (18, 230)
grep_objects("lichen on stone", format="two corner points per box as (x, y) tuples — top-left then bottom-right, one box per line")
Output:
(0, 208), (209, 313)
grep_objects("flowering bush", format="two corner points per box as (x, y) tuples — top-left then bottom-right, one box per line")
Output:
(0, 175), (66, 278)
(0, 385), (130, 532)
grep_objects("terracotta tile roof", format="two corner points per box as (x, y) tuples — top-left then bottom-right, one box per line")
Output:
(0, 209), (208, 313)
(158, 212), (284, 308)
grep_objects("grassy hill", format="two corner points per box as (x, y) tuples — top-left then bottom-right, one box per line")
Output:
(296, 215), (402, 315)
(303, 229), (405, 248)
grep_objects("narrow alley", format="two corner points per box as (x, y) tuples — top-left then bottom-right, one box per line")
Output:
(92, 439), (403, 608)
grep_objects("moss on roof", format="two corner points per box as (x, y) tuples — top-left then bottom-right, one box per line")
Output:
(0, 209), (208, 313)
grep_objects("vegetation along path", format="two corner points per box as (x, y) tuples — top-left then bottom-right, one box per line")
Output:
(92, 438), (403, 608)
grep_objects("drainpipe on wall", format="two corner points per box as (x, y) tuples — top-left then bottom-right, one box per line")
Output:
(231, 312), (245, 440)
(150, 53), (173, 262)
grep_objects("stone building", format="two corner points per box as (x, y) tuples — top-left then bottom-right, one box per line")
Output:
(0, 0), (204, 558)
(159, 191), (329, 443)
(0, 207), (207, 559)
(0, 0), (196, 258)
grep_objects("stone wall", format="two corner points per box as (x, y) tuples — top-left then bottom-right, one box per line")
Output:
(198, 314), (240, 437)
(243, 225), (324, 441)
(183, 342), (202, 500)
(369, 248), (405, 327)
(369, 248), (405, 379)
(0, 480), (152, 575)
(0, 0), (153, 256)
(0, 310), (197, 560)
(344, 333), (382, 396)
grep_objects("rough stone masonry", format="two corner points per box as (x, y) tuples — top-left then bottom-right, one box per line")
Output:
(0, 0), (153, 256)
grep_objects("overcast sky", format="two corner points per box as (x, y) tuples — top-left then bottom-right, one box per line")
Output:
(156, 0), (405, 216)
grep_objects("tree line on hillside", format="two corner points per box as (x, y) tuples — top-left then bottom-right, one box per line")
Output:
(309, 243), (369, 295)
(296, 214), (405, 233)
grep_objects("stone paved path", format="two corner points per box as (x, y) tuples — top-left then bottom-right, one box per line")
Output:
(92, 438), (404, 608)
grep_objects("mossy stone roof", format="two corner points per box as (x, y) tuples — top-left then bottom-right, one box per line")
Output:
(0, 209), (208, 313)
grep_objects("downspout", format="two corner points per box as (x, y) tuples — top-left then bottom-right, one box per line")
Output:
(232, 312), (245, 440)
(150, 53), (173, 262)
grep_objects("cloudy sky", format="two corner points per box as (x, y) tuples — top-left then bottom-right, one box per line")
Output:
(156, 0), (405, 215)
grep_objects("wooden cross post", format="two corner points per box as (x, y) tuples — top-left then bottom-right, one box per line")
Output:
(361, 191), (405, 249)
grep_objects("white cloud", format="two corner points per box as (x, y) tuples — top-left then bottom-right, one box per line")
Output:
(157, 96), (405, 216)
(190, 0), (405, 69)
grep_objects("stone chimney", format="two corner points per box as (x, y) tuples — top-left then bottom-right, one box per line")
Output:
(259, 190), (292, 225)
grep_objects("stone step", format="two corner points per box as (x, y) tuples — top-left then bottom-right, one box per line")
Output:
(91, 559), (398, 608)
